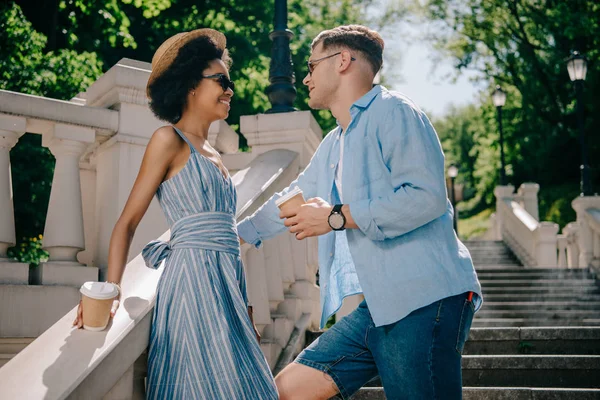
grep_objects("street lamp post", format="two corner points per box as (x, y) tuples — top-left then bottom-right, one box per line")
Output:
(492, 85), (507, 185)
(567, 51), (591, 196)
(265, 0), (297, 113)
(448, 165), (459, 233)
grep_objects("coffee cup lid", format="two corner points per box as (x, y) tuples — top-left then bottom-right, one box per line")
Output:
(275, 186), (304, 207)
(80, 281), (119, 300)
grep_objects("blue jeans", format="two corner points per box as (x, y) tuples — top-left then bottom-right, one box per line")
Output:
(295, 292), (475, 399)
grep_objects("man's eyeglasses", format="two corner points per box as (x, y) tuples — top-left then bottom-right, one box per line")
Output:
(307, 52), (356, 75)
(203, 73), (235, 92)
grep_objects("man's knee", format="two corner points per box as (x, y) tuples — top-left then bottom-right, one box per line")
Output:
(275, 363), (338, 400)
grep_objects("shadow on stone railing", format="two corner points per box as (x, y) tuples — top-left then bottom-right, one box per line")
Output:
(0, 149), (320, 399)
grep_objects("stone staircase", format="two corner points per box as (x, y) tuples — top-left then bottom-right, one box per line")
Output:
(0, 338), (33, 368)
(306, 240), (600, 399)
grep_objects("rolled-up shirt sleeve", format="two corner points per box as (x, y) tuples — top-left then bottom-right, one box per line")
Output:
(237, 136), (327, 247)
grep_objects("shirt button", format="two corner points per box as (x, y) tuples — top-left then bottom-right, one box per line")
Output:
(330, 252), (333, 257)
(330, 164), (335, 169)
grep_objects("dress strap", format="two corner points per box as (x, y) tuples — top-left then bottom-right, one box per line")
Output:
(171, 126), (198, 153)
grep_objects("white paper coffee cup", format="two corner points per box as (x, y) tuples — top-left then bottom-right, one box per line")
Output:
(275, 187), (305, 212)
(79, 281), (119, 331)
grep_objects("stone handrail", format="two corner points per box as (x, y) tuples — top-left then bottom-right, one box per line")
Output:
(0, 149), (320, 399)
(494, 185), (559, 267)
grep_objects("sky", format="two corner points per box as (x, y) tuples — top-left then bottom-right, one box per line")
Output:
(379, 23), (485, 118)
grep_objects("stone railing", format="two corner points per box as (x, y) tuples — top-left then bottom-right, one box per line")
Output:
(494, 184), (559, 267)
(558, 222), (579, 268)
(572, 197), (600, 273)
(0, 58), (323, 398)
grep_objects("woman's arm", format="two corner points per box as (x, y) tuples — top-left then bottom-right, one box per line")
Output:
(75, 126), (181, 327)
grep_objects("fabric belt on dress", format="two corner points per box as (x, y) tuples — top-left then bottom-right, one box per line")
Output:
(142, 212), (240, 269)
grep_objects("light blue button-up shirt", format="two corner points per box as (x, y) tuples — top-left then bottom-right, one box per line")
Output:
(238, 85), (482, 328)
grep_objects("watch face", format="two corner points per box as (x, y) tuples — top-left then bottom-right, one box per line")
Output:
(329, 213), (345, 230)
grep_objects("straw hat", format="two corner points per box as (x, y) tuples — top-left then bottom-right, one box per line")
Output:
(146, 28), (227, 97)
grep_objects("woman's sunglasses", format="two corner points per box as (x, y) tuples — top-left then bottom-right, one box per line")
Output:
(203, 73), (235, 92)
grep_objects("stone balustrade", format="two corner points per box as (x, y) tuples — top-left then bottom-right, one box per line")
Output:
(0, 57), (324, 398)
(572, 197), (600, 273)
(494, 184), (559, 267)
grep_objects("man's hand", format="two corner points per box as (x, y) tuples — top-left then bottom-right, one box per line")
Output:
(280, 197), (333, 240)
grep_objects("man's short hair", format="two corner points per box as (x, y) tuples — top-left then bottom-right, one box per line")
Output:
(312, 25), (384, 75)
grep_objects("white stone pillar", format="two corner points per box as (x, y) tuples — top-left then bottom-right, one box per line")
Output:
(493, 185), (515, 240)
(518, 183), (540, 221)
(242, 111), (322, 330)
(241, 110), (322, 167)
(535, 222), (559, 267)
(0, 129), (19, 258)
(572, 197), (600, 268)
(36, 124), (98, 286)
(0, 115), (29, 284)
(563, 222), (580, 268)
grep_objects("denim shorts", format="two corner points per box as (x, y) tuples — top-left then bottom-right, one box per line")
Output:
(295, 292), (475, 400)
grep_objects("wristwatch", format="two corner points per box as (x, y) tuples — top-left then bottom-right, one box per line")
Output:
(328, 204), (346, 231)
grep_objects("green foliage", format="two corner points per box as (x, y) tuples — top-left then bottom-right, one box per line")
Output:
(1, 3), (104, 97)
(3, 0), (404, 264)
(7, 235), (49, 267)
(421, 0), (600, 229)
(457, 208), (493, 240)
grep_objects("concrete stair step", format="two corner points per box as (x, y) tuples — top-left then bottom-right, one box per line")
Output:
(475, 310), (600, 319)
(480, 279), (598, 287)
(0, 338), (34, 354)
(470, 257), (516, 262)
(472, 318), (600, 327)
(480, 287), (600, 295)
(465, 327), (600, 355)
(347, 387), (600, 400)
(0, 353), (13, 368)
(483, 294), (600, 302)
(462, 355), (600, 388)
(477, 272), (593, 280)
(480, 301), (600, 311)
(463, 240), (508, 250)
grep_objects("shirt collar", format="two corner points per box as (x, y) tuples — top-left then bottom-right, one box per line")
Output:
(353, 84), (383, 109)
(335, 85), (384, 130)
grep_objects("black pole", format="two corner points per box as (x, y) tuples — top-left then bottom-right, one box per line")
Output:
(450, 176), (458, 233)
(497, 106), (506, 186)
(265, 0), (297, 114)
(575, 80), (591, 196)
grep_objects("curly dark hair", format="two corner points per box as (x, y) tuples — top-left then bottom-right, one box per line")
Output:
(312, 25), (384, 75)
(148, 36), (232, 123)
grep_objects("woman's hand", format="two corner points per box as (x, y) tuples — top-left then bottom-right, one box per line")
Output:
(72, 294), (121, 329)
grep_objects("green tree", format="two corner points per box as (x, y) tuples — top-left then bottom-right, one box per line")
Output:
(3, 0), (405, 263)
(419, 0), (600, 228)
(1, 3), (104, 264)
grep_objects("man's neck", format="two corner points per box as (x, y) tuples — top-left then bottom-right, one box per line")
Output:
(330, 84), (374, 130)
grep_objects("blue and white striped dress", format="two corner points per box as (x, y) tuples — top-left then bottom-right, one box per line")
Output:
(142, 126), (278, 399)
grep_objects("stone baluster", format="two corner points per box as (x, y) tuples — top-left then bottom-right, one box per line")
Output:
(557, 235), (568, 268)
(0, 115), (29, 284)
(36, 123), (98, 286)
(572, 197), (600, 269)
(535, 222), (559, 267)
(518, 183), (540, 221)
(494, 185), (515, 240)
(563, 222), (580, 268)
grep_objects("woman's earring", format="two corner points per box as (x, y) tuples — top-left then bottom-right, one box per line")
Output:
(192, 91), (195, 96)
